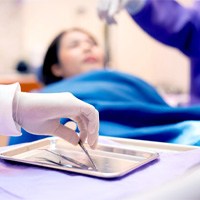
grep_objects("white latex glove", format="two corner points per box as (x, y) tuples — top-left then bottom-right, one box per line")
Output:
(13, 92), (99, 149)
(97, 0), (147, 24)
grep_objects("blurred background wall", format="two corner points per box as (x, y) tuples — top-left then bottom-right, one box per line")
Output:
(0, 0), (194, 92)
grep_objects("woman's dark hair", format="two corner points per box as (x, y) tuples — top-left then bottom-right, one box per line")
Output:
(41, 28), (98, 85)
(42, 31), (65, 85)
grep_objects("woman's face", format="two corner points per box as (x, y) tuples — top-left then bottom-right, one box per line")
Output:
(54, 31), (104, 78)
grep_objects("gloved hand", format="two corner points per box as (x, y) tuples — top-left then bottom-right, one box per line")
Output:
(13, 92), (99, 149)
(97, 0), (147, 24)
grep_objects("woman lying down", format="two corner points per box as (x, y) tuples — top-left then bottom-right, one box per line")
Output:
(9, 28), (200, 146)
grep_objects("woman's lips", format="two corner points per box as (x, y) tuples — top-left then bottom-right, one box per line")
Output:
(83, 56), (98, 63)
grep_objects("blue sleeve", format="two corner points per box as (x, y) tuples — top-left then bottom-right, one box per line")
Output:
(130, 0), (200, 58)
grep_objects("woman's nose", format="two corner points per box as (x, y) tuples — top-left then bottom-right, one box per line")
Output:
(82, 42), (92, 52)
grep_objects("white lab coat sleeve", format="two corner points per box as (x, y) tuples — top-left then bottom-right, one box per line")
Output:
(0, 83), (21, 136)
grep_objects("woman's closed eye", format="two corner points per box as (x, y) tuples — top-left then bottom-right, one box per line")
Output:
(66, 40), (80, 49)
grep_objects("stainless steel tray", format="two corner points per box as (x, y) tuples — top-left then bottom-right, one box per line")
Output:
(0, 137), (159, 178)
(101, 136), (200, 153)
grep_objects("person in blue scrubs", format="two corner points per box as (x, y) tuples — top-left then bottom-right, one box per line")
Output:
(97, 0), (200, 104)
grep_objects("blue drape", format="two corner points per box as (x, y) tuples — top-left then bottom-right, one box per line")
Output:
(9, 70), (200, 145)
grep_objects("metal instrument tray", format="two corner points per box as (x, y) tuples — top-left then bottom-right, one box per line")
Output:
(0, 137), (159, 178)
